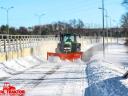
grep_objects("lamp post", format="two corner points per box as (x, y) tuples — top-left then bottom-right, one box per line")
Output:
(0, 6), (14, 34)
(35, 13), (45, 35)
(105, 9), (109, 43)
(99, 8), (109, 43)
(99, 0), (105, 57)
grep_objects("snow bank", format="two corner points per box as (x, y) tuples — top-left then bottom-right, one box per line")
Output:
(85, 44), (128, 96)
(0, 56), (48, 79)
(85, 59), (128, 96)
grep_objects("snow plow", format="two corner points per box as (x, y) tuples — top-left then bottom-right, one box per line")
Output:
(47, 33), (83, 61)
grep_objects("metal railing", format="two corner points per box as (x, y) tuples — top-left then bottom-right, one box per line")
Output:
(0, 35), (59, 53)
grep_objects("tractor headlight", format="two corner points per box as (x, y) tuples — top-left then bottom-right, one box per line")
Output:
(64, 47), (71, 53)
(64, 47), (71, 50)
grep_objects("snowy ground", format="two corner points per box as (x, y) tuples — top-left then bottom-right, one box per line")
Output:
(0, 57), (87, 96)
(85, 43), (128, 96)
(0, 41), (128, 96)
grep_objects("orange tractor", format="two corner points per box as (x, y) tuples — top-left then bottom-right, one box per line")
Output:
(47, 33), (83, 61)
(0, 82), (25, 96)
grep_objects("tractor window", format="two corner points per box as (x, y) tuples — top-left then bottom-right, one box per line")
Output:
(64, 35), (74, 42)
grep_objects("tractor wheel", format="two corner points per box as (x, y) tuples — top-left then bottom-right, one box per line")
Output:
(56, 44), (61, 53)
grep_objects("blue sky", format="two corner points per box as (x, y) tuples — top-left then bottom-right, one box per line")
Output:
(0, 0), (126, 27)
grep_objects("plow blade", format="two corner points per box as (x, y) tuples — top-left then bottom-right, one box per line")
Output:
(47, 52), (83, 61)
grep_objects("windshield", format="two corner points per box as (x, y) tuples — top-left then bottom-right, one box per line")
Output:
(63, 35), (74, 42)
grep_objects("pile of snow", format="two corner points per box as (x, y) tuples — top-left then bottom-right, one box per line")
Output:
(3, 60), (25, 72)
(85, 58), (128, 96)
(0, 56), (48, 79)
(85, 44), (128, 96)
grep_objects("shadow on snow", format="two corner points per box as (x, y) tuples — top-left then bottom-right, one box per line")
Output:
(84, 76), (128, 96)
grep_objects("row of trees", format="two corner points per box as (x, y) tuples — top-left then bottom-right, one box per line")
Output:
(0, 18), (125, 37)
(0, 19), (85, 35)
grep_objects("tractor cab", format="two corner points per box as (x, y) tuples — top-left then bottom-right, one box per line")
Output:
(59, 33), (77, 53)
(58, 33), (81, 53)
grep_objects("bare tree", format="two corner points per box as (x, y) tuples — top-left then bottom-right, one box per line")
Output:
(122, 0), (128, 9)
(76, 19), (84, 29)
(121, 12), (128, 45)
(69, 19), (77, 28)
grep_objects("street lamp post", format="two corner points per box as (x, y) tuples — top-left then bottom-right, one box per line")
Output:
(0, 6), (14, 34)
(105, 9), (109, 43)
(99, 0), (105, 57)
(35, 13), (45, 35)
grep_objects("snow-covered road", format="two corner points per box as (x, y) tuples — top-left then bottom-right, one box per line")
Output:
(0, 57), (87, 96)
(25, 61), (86, 96)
